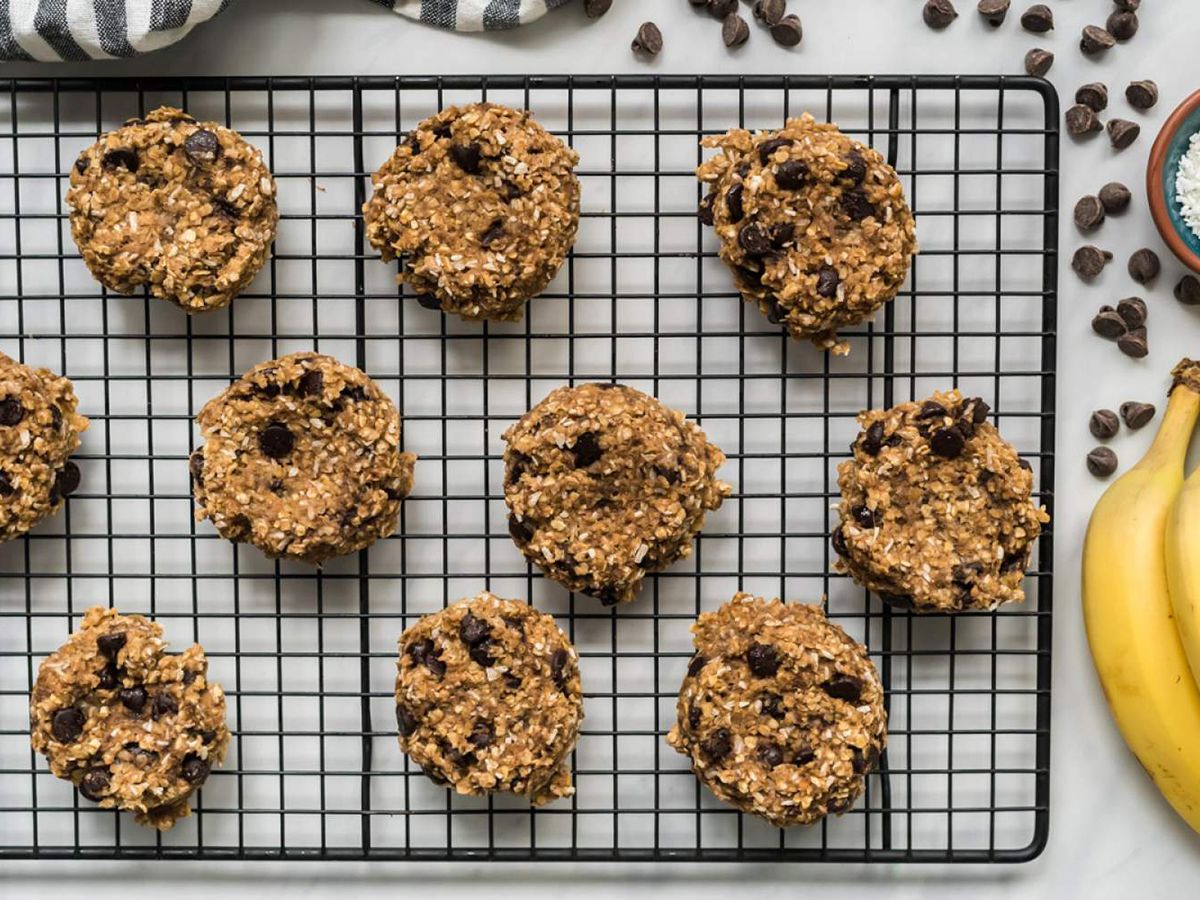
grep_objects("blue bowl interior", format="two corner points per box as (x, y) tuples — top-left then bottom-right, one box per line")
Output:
(1163, 104), (1200, 259)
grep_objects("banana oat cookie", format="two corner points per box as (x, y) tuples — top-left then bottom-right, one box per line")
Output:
(363, 102), (580, 322)
(30, 607), (230, 830)
(191, 352), (416, 565)
(0, 351), (89, 541)
(667, 593), (887, 827)
(834, 390), (1050, 613)
(503, 383), (731, 606)
(67, 106), (278, 313)
(698, 113), (917, 356)
(395, 591), (583, 805)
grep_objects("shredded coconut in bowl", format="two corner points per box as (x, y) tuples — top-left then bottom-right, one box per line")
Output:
(1176, 131), (1200, 239)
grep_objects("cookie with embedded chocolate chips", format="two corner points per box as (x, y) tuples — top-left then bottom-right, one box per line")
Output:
(191, 352), (416, 565)
(502, 383), (730, 606)
(395, 591), (583, 804)
(834, 390), (1049, 613)
(0, 351), (89, 541)
(67, 106), (278, 313)
(667, 593), (887, 826)
(697, 113), (918, 356)
(364, 102), (581, 322)
(30, 607), (229, 830)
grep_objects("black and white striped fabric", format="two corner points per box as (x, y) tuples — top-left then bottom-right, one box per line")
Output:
(372, 0), (573, 31)
(0, 0), (232, 61)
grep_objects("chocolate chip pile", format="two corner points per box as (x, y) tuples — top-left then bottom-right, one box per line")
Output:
(624, 1), (804, 59)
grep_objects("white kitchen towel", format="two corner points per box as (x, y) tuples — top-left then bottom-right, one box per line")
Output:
(373, 0), (573, 31)
(0, 0), (232, 61)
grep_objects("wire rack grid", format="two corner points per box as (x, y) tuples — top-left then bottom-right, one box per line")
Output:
(0, 74), (1057, 864)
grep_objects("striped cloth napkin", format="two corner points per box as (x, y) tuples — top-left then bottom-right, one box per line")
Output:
(373, 0), (572, 31)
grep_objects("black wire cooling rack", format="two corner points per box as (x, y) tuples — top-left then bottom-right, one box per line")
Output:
(0, 74), (1057, 863)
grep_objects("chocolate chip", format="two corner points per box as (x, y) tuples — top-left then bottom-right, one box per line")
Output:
(1099, 182), (1132, 214)
(701, 728), (732, 761)
(500, 180), (523, 202)
(416, 294), (442, 311)
(1087, 446), (1119, 478)
(930, 426), (966, 459)
(1118, 327), (1149, 359)
(758, 742), (784, 768)
(755, 139), (790, 166)
(768, 222), (793, 250)
(775, 159), (808, 190)
(212, 197), (239, 220)
(1107, 119), (1141, 151)
(840, 151), (868, 185)
(852, 505), (878, 529)
(571, 431), (602, 468)
(1072, 245), (1112, 280)
(754, 0), (785, 26)
(1177, 275), (1200, 306)
(183, 129), (221, 165)
(468, 720), (495, 748)
(551, 647), (570, 689)
(770, 13), (803, 46)
(504, 673), (522, 690)
(655, 466), (681, 485)
(1020, 4), (1053, 32)
(1117, 296), (1147, 329)
(396, 703), (418, 737)
(1091, 307), (1127, 339)
(860, 421), (885, 456)
(152, 692), (177, 719)
(1114, 0), (1140, 9)
(822, 674), (863, 702)
(480, 218), (505, 249)
(1128, 248), (1160, 285)
(816, 266), (840, 298)
(1081, 25), (1116, 55)
(298, 369), (323, 397)
(722, 12), (750, 47)
(189, 451), (204, 486)
(469, 641), (495, 668)
(79, 766), (110, 801)
(687, 654), (708, 677)
(760, 692), (784, 719)
(0, 398), (24, 426)
(74, 155), (88, 174)
(1123, 80), (1157, 112)
(977, 0), (1009, 26)
(698, 190), (717, 226)
(738, 222), (772, 256)
(794, 745), (816, 766)
(97, 663), (119, 690)
(852, 746), (874, 774)
(746, 642), (780, 677)
(102, 148), (138, 172)
(51, 707), (84, 743)
(831, 525), (850, 557)
(595, 586), (621, 607)
(1075, 83), (1109, 112)
(1065, 105), (1102, 137)
(583, 0), (612, 17)
(688, 706), (701, 729)
(459, 612), (491, 646)
(55, 461), (81, 498)
(1120, 401), (1156, 430)
(840, 189), (875, 222)
(632, 21), (664, 55)
(923, 0), (958, 29)
(1024, 48), (1054, 77)
(408, 638), (446, 677)
(120, 685), (147, 713)
(707, 0), (736, 17)
(963, 397), (991, 424)
(449, 142), (482, 174)
(1073, 195), (1105, 231)
(1107, 11), (1138, 42)
(725, 183), (745, 222)
(508, 515), (533, 546)
(259, 422), (294, 459)
(180, 753), (211, 785)
(1089, 409), (1120, 440)
(97, 631), (126, 658)
(917, 400), (948, 421)
(50, 406), (62, 430)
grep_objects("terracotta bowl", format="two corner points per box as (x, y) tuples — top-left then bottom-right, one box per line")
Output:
(1148, 88), (1200, 274)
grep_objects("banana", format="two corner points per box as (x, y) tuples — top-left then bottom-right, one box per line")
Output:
(1083, 359), (1200, 834)
(1167, 365), (1200, 696)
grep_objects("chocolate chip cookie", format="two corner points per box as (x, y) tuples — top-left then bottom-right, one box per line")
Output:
(30, 606), (230, 830)
(67, 106), (278, 313)
(0, 351), (89, 541)
(834, 391), (1050, 612)
(698, 113), (918, 355)
(503, 383), (731, 606)
(191, 352), (416, 565)
(667, 593), (887, 827)
(395, 591), (583, 805)
(363, 102), (581, 322)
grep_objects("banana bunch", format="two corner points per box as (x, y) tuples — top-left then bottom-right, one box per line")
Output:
(1083, 359), (1200, 833)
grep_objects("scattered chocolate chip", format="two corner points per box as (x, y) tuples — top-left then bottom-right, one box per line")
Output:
(119, 685), (147, 713)
(1107, 11), (1138, 41)
(1115, 0), (1140, 9)
(259, 422), (294, 459)
(180, 753), (211, 784)
(468, 720), (495, 748)
(459, 613), (491, 646)
(1080, 25), (1116, 55)
(51, 707), (84, 743)
(1120, 401), (1156, 430)
(551, 647), (570, 688)
(841, 189), (875, 222)
(480, 218), (505, 249)
(102, 148), (138, 172)
(396, 703), (418, 737)
(1092, 307), (1126, 338)
(298, 369), (323, 397)
(770, 13), (803, 46)
(632, 21), (664, 55)
(1066, 104), (1102, 137)
(923, 0), (958, 28)
(754, 0), (786, 26)
(79, 766), (111, 801)
(1117, 326), (1149, 359)
(707, 0), (737, 17)
(723, 12), (750, 46)
(583, 0), (612, 18)
(1072, 245), (1113, 279)
(97, 631), (126, 658)
(1117, 296), (1147, 329)
(1176, 275), (1200, 306)
(930, 426), (966, 459)
(183, 129), (221, 165)
(1020, 4), (1053, 32)
(746, 642), (780, 677)
(687, 654), (708, 677)
(701, 728), (732, 761)
(1087, 446), (1119, 478)
(1099, 182), (1132, 214)
(1124, 80), (1158, 112)
(758, 742), (784, 768)
(1090, 409), (1120, 440)
(1128, 248), (1160, 285)
(977, 0), (1009, 26)
(1024, 48), (1054, 77)
(1074, 195), (1105, 231)
(1107, 119), (1141, 150)
(1075, 83), (1109, 112)
(571, 431), (602, 468)
(815, 265), (840, 298)
(860, 421), (885, 456)
(0, 398), (24, 426)
(152, 692), (178, 719)
(775, 159), (808, 190)
(822, 674), (863, 702)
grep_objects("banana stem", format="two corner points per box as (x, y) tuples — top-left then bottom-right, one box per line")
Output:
(1140, 384), (1200, 473)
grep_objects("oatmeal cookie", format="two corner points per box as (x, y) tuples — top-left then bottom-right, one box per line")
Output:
(67, 106), (278, 313)
(834, 391), (1050, 613)
(191, 352), (416, 565)
(0, 351), (89, 541)
(667, 593), (887, 827)
(30, 606), (230, 830)
(503, 383), (731, 605)
(698, 113), (917, 355)
(363, 102), (581, 322)
(395, 591), (583, 805)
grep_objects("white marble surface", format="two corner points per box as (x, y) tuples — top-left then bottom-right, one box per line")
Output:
(3, 0), (1200, 895)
